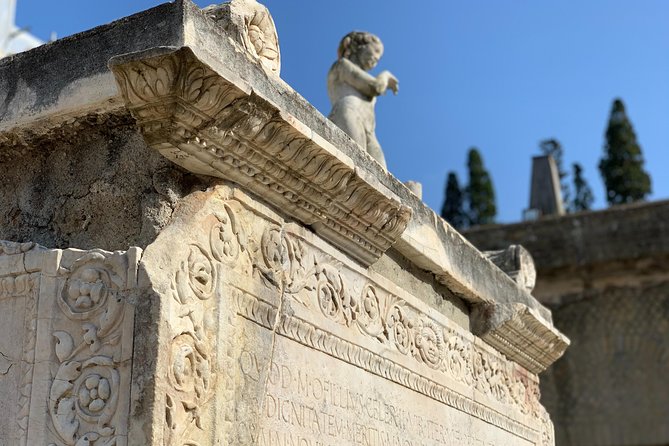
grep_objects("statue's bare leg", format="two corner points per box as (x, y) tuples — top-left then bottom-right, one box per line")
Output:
(366, 131), (387, 170)
(330, 111), (367, 152)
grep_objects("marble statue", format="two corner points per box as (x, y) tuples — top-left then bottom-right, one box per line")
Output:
(327, 31), (399, 170)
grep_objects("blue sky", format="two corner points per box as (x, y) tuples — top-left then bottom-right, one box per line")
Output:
(16, 0), (669, 222)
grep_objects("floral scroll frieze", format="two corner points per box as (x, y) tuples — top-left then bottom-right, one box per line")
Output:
(162, 203), (253, 445)
(246, 220), (543, 418)
(178, 195), (545, 426)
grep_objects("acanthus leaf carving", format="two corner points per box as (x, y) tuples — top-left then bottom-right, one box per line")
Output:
(111, 47), (411, 267)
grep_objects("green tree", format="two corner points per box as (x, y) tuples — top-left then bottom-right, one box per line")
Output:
(599, 98), (651, 205)
(570, 163), (594, 212)
(539, 138), (570, 209)
(441, 172), (466, 229)
(466, 148), (497, 226)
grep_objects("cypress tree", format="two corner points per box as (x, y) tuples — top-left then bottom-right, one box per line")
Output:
(441, 172), (466, 229)
(466, 148), (497, 226)
(570, 163), (594, 212)
(598, 98), (651, 205)
(539, 138), (570, 209)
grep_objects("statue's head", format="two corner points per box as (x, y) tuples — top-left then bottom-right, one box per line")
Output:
(337, 31), (384, 71)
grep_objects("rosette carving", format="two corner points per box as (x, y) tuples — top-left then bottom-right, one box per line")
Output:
(356, 285), (385, 340)
(49, 339), (122, 445)
(256, 225), (316, 294)
(46, 249), (135, 446)
(387, 305), (412, 355)
(443, 331), (473, 385)
(60, 253), (124, 318)
(315, 265), (357, 325)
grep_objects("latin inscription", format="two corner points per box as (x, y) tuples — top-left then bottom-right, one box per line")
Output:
(237, 336), (533, 446)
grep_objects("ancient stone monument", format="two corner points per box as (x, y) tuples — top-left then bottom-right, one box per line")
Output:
(466, 200), (669, 446)
(327, 31), (399, 170)
(0, 1), (567, 445)
(524, 156), (565, 220)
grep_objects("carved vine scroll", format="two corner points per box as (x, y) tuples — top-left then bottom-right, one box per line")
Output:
(46, 248), (139, 446)
(151, 189), (555, 445)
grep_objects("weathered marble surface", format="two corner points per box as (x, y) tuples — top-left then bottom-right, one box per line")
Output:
(204, 0), (281, 75)
(132, 184), (555, 445)
(484, 245), (537, 293)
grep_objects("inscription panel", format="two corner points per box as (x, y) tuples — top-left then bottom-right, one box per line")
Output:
(238, 330), (534, 446)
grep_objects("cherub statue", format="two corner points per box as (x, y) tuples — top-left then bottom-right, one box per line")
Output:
(327, 31), (399, 170)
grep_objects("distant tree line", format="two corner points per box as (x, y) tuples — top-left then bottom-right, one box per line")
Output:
(440, 97), (652, 229)
(441, 148), (497, 230)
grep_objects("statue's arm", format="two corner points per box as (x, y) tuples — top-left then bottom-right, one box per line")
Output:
(336, 59), (398, 97)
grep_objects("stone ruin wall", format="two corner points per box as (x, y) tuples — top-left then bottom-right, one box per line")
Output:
(466, 201), (669, 446)
(0, 1), (568, 445)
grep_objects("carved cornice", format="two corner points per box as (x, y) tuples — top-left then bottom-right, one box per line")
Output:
(476, 304), (570, 374)
(110, 47), (411, 266)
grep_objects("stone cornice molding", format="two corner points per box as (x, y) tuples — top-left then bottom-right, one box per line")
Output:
(475, 304), (569, 374)
(110, 47), (411, 266)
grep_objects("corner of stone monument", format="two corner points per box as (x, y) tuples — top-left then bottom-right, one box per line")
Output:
(0, 2), (567, 445)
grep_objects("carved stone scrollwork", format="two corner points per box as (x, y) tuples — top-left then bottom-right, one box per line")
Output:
(163, 208), (259, 445)
(48, 250), (136, 446)
(206, 198), (544, 419)
(110, 49), (247, 157)
(356, 285), (385, 340)
(110, 47), (411, 267)
(146, 196), (550, 442)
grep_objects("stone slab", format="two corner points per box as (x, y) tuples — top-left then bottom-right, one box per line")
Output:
(0, 242), (139, 446)
(134, 184), (555, 445)
(238, 334), (534, 446)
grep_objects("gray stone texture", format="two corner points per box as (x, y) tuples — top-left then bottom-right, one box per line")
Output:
(0, 112), (207, 251)
(466, 200), (669, 446)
